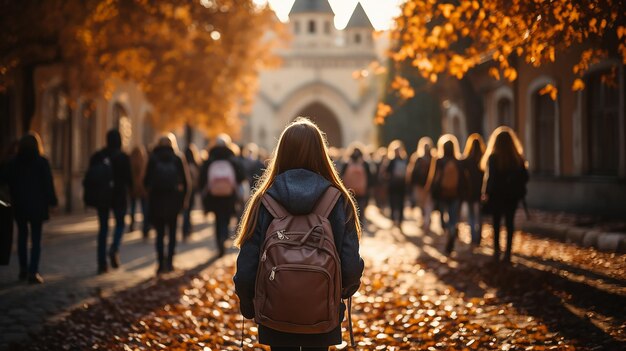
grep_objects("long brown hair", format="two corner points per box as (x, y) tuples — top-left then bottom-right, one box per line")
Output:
(481, 126), (526, 171)
(234, 117), (362, 247)
(436, 134), (461, 159)
(463, 133), (486, 163)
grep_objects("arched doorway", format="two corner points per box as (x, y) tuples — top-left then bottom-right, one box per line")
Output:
(295, 102), (343, 147)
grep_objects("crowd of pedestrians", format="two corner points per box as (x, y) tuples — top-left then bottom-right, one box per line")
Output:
(0, 122), (528, 283)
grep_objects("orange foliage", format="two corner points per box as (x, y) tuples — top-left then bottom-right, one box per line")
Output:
(0, 0), (281, 135)
(378, 0), (625, 121)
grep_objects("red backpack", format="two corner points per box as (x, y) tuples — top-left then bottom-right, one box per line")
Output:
(343, 162), (367, 196)
(254, 187), (342, 334)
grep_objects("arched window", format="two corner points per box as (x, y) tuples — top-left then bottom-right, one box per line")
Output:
(532, 90), (556, 174)
(497, 98), (513, 128)
(354, 33), (362, 44)
(585, 68), (620, 176)
(308, 20), (316, 34)
(50, 88), (70, 170)
(80, 100), (97, 170)
(294, 21), (300, 34)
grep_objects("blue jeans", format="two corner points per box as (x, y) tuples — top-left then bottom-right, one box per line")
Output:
(439, 199), (460, 252)
(129, 197), (150, 234)
(467, 201), (482, 245)
(97, 206), (126, 267)
(16, 218), (43, 274)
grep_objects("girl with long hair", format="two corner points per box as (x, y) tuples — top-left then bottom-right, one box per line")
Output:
(461, 133), (486, 247)
(234, 118), (364, 350)
(384, 140), (409, 228)
(2, 132), (58, 283)
(426, 134), (466, 255)
(481, 126), (528, 262)
(407, 137), (435, 233)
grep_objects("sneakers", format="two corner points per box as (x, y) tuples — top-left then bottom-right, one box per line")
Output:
(28, 273), (44, 284)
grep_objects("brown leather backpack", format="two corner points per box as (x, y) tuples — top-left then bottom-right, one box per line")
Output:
(254, 187), (342, 334)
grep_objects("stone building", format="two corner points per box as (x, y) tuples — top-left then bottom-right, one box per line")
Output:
(241, 0), (384, 149)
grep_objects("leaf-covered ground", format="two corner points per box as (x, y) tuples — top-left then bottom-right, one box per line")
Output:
(13, 209), (626, 350)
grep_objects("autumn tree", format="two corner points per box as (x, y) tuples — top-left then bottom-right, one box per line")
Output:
(378, 0), (626, 120)
(0, 0), (280, 134)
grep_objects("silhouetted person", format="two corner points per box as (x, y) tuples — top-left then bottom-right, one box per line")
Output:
(372, 146), (389, 212)
(408, 137), (435, 233)
(427, 135), (467, 255)
(85, 129), (132, 274)
(200, 134), (244, 257)
(340, 142), (373, 226)
(144, 134), (191, 274)
(182, 144), (201, 240)
(481, 127), (529, 262)
(0, 140), (19, 266)
(384, 140), (408, 227)
(461, 133), (486, 246)
(129, 145), (149, 237)
(2, 133), (58, 283)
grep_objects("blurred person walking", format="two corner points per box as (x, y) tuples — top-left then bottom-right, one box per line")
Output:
(481, 127), (528, 262)
(0, 141), (19, 266)
(340, 142), (373, 226)
(407, 137), (435, 233)
(200, 134), (243, 257)
(234, 118), (363, 350)
(1, 133), (57, 283)
(461, 134), (486, 247)
(129, 145), (150, 238)
(182, 144), (201, 241)
(144, 134), (191, 274)
(384, 140), (409, 228)
(84, 129), (132, 274)
(372, 146), (389, 212)
(241, 143), (265, 190)
(427, 135), (467, 255)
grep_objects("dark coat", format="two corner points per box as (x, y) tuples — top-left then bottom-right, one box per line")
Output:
(385, 157), (408, 192)
(144, 146), (190, 219)
(2, 155), (57, 222)
(484, 156), (529, 208)
(89, 147), (132, 210)
(199, 146), (244, 215)
(234, 169), (364, 347)
(461, 158), (484, 202)
(430, 156), (468, 201)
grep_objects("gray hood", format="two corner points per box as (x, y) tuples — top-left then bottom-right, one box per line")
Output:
(266, 168), (331, 215)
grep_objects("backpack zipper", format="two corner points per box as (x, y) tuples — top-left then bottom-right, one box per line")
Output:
(276, 230), (289, 240)
(269, 266), (277, 280)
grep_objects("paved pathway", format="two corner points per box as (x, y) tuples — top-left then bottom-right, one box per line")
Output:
(0, 209), (219, 349)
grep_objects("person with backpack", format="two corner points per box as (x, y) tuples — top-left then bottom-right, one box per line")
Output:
(340, 142), (372, 227)
(481, 127), (529, 263)
(129, 145), (149, 238)
(407, 137), (435, 233)
(199, 134), (244, 257)
(182, 144), (201, 241)
(144, 134), (191, 274)
(461, 134), (486, 247)
(1, 133), (57, 283)
(85, 129), (132, 274)
(384, 140), (409, 228)
(427, 134), (467, 255)
(233, 117), (364, 350)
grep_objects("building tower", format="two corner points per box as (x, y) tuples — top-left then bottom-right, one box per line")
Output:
(289, 0), (337, 49)
(344, 2), (375, 51)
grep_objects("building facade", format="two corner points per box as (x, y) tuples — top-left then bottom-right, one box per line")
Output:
(242, 0), (383, 149)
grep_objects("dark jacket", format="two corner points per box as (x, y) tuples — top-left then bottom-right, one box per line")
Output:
(461, 158), (484, 202)
(385, 157), (408, 191)
(484, 156), (529, 208)
(199, 145), (244, 214)
(234, 169), (364, 347)
(2, 155), (57, 222)
(144, 145), (190, 219)
(410, 155), (432, 188)
(339, 159), (374, 197)
(89, 147), (132, 210)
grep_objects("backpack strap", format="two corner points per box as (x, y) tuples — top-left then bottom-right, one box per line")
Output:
(312, 187), (342, 218)
(261, 194), (291, 219)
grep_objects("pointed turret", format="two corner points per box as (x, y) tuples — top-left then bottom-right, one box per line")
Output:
(344, 2), (375, 49)
(288, 0), (338, 49)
